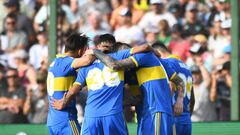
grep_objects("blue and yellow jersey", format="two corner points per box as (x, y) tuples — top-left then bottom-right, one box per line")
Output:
(47, 54), (78, 126)
(74, 49), (132, 117)
(162, 56), (193, 124)
(130, 52), (176, 117)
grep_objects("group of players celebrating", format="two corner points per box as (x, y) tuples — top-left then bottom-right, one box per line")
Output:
(47, 33), (195, 135)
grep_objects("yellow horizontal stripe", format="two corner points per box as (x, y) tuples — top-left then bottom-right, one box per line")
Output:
(136, 66), (167, 85)
(129, 85), (141, 96)
(54, 76), (75, 91)
(130, 56), (138, 67)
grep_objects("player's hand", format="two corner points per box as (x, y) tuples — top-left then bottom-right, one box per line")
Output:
(51, 93), (67, 110)
(174, 97), (183, 116)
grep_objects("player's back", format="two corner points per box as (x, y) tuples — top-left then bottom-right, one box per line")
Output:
(131, 52), (173, 117)
(47, 55), (78, 126)
(75, 49), (132, 118)
(163, 57), (193, 124)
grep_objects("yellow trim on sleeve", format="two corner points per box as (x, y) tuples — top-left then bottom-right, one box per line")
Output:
(130, 56), (139, 67)
(73, 82), (81, 86)
(168, 55), (181, 60)
(130, 48), (134, 54)
(170, 72), (177, 81)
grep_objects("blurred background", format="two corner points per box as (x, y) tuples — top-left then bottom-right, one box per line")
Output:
(0, 0), (239, 134)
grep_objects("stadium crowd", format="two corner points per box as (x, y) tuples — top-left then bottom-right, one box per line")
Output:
(0, 0), (232, 124)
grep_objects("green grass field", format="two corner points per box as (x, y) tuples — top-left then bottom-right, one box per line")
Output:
(0, 122), (240, 135)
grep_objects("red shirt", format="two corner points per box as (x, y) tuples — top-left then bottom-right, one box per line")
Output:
(169, 39), (191, 62)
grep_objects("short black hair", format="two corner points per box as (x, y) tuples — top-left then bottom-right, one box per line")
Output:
(65, 33), (89, 52)
(6, 13), (17, 21)
(152, 41), (170, 53)
(95, 34), (116, 46)
(112, 42), (131, 52)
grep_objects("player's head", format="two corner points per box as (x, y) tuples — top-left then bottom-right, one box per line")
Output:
(152, 41), (170, 58)
(65, 33), (89, 57)
(95, 34), (116, 53)
(112, 42), (131, 52)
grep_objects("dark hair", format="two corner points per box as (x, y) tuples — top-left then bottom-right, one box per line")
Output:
(6, 13), (17, 21)
(152, 41), (170, 53)
(95, 34), (116, 46)
(112, 42), (131, 52)
(65, 33), (89, 52)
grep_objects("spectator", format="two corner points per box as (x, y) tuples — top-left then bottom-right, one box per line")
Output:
(182, 2), (207, 38)
(13, 50), (37, 91)
(23, 70), (48, 123)
(157, 19), (171, 47)
(191, 64), (217, 122)
(138, 0), (177, 30)
(80, 9), (111, 47)
(110, 0), (144, 30)
(34, 0), (49, 32)
(144, 24), (159, 45)
(114, 8), (145, 46)
(168, 24), (191, 62)
(3, 0), (35, 43)
(29, 31), (48, 70)
(211, 61), (231, 121)
(0, 68), (27, 123)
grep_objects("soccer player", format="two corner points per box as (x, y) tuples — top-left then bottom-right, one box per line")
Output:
(51, 40), (155, 135)
(92, 45), (185, 135)
(47, 33), (95, 135)
(152, 41), (195, 135)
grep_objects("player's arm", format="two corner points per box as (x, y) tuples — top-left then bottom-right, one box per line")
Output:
(71, 54), (95, 69)
(93, 49), (137, 70)
(189, 87), (195, 115)
(51, 83), (82, 110)
(171, 75), (185, 116)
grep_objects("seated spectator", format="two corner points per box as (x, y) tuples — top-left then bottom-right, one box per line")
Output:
(211, 61), (231, 121)
(29, 31), (48, 70)
(191, 64), (217, 122)
(23, 70), (48, 123)
(13, 50), (37, 91)
(0, 68), (27, 123)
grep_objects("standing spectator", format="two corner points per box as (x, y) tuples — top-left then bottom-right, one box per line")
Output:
(34, 0), (49, 32)
(182, 2), (207, 38)
(110, 0), (144, 30)
(3, 0), (35, 43)
(114, 8), (144, 46)
(191, 64), (217, 122)
(157, 19), (171, 47)
(168, 24), (191, 62)
(211, 61), (231, 121)
(23, 70), (48, 123)
(0, 68), (27, 123)
(13, 50), (37, 91)
(29, 31), (48, 70)
(138, 0), (177, 30)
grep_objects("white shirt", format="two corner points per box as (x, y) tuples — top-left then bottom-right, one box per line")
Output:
(29, 44), (48, 69)
(138, 11), (177, 30)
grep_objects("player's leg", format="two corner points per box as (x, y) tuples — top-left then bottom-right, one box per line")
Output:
(138, 113), (155, 135)
(48, 121), (68, 135)
(62, 119), (81, 135)
(81, 117), (103, 135)
(160, 112), (174, 135)
(176, 123), (192, 135)
(102, 112), (128, 135)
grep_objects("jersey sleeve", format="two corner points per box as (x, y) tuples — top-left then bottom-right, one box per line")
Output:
(130, 52), (157, 67)
(160, 59), (176, 81)
(110, 48), (133, 60)
(73, 68), (86, 87)
(63, 57), (76, 74)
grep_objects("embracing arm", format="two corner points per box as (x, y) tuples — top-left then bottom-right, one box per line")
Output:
(52, 84), (82, 110)
(93, 49), (136, 70)
(71, 55), (95, 69)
